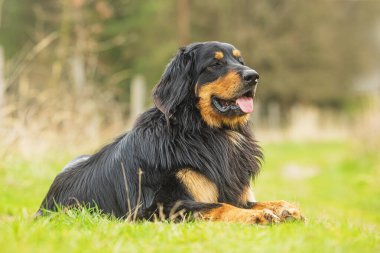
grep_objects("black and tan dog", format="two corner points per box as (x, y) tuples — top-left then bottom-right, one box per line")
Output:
(37, 41), (303, 224)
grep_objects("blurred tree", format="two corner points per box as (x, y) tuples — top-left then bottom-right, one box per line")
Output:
(178, 0), (190, 46)
(191, 0), (380, 110)
(0, 0), (39, 58)
(0, 0), (378, 112)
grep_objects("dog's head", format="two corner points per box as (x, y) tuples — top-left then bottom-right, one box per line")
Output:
(153, 41), (259, 128)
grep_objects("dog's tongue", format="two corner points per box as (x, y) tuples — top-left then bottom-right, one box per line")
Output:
(236, 97), (254, 113)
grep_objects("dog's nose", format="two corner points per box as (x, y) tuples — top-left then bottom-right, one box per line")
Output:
(242, 70), (259, 85)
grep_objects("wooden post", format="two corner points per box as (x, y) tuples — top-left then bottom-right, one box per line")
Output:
(71, 0), (86, 93)
(70, 54), (86, 92)
(0, 1), (5, 121)
(130, 75), (146, 121)
(0, 46), (4, 121)
(268, 102), (281, 130)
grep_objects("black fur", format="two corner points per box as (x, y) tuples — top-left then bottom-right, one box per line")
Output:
(37, 41), (262, 219)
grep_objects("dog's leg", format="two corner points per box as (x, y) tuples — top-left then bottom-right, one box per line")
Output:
(249, 200), (305, 222)
(141, 201), (280, 225)
(198, 203), (280, 224)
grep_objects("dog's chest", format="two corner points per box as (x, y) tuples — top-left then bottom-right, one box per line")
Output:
(174, 129), (258, 205)
(225, 130), (246, 148)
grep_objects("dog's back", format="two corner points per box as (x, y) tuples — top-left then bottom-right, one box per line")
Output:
(36, 130), (157, 218)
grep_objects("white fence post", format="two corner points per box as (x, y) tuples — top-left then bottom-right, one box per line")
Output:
(130, 75), (146, 123)
(70, 54), (86, 93)
(268, 102), (280, 130)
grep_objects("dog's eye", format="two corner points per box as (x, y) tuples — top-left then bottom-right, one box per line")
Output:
(209, 61), (224, 69)
(238, 57), (245, 65)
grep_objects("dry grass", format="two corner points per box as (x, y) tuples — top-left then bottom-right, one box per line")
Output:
(0, 86), (129, 157)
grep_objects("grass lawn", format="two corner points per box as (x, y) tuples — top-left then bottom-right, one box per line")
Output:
(0, 141), (379, 253)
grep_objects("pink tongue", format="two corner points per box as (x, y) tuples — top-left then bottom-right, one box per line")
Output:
(236, 97), (254, 113)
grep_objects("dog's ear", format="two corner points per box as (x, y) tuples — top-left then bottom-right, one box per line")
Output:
(153, 45), (197, 121)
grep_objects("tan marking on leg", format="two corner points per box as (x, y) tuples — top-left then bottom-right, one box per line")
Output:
(232, 49), (241, 58)
(214, 51), (224, 60)
(198, 203), (279, 224)
(240, 186), (256, 204)
(176, 169), (218, 203)
(252, 200), (305, 222)
(198, 71), (249, 128)
(247, 187), (256, 202)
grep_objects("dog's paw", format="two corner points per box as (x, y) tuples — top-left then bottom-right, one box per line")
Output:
(200, 204), (280, 225)
(279, 206), (305, 222)
(233, 209), (280, 225)
(252, 200), (305, 222)
(252, 209), (281, 225)
(235, 208), (281, 225)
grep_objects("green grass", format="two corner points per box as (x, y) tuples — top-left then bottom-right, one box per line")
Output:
(1, 141), (379, 253)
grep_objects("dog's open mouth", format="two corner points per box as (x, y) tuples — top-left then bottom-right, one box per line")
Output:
(212, 90), (254, 114)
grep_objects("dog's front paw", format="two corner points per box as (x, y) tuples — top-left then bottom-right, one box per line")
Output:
(252, 200), (305, 222)
(230, 208), (281, 225)
(200, 204), (280, 225)
(279, 206), (304, 222)
(254, 209), (281, 225)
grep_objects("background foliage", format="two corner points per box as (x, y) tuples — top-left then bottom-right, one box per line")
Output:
(1, 0), (379, 107)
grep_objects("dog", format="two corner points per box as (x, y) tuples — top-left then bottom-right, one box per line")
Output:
(37, 41), (304, 224)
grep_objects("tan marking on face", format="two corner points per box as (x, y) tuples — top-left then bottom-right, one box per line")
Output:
(198, 71), (249, 128)
(176, 169), (218, 203)
(232, 49), (241, 58)
(214, 51), (224, 60)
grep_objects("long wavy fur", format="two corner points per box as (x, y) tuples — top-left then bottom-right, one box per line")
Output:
(37, 42), (262, 219)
